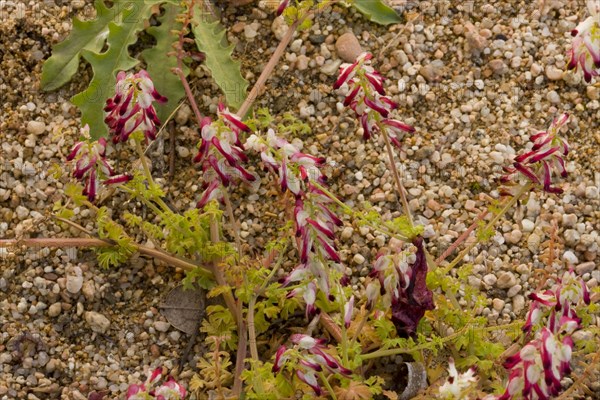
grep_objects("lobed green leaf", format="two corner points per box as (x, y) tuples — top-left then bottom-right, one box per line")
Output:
(191, 5), (248, 110)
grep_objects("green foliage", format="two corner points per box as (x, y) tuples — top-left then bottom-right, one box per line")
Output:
(476, 219), (496, 242)
(191, 4), (248, 110)
(277, 112), (312, 136)
(246, 107), (275, 131)
(41, 0), (203, 138)
(182, 267), (215, 291)
(95, 206), (136, 268)
(351, 0), (402, 26)
(388, 215), (424, 240)
(141, 2), (187, 123)
(201, 305), (238, 351)
(64, 182), (88, 206)
(41, 0), (114, 91)
(242, 360), (294, 399)
(282, 0), (315, 30)
(71, 2), (160, 139)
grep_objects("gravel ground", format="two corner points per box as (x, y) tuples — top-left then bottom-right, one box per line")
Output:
(1, 0), (599, 399)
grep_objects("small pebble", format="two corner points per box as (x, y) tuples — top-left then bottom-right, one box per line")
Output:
(26, 120), (46, 135)
(482, 274), (497, 286)
(352, 254), (365, 265)
(335, 32), (363, 62)
(496, 272), (517, 289)
(562, 251), (579, 265)
(48, 302), (61, 317)
(154, 321), (170, 333)
(85, 311), (111, 334)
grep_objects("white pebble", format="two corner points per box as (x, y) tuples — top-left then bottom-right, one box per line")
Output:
(562, 250), (578, 265)
(521, 219), (534, 232)
(26, 120), (46, 135)
(352, 254), (365, 264)
(85, 311), (111, 333)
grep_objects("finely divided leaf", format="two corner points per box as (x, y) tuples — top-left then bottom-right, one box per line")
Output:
(353, 0), (402, 26)
(41, 0), (114, 91)
(141, 3), (187, 124)
(71, 3), (156, 139)
(191, 6), (248, 110)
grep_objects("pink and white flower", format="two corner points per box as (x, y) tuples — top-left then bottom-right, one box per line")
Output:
(104, 70), (167, 143)
(335, 52), (414, 148)
(500, 269), (591, 399)
(499, 328), (574, 400)
(567, 1), (600, 82)
(194, 105), (257, 208)
(501, 113), (570, 195)
(66, 127), (132, 201)
(126, 368), (185, 400)
(272, 334), (351, 395)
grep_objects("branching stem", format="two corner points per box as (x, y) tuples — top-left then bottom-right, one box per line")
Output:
(380, 127), (414, 228)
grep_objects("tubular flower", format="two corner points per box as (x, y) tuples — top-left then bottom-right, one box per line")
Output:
(499, 328), (574, 400)
(194, 105), (257, 208)
(499, 270), (590, 400)
(335, 52), (415, 147)
(126, 368), (185, 400)
(501, 113), (570, 195)
(104, 70), (167, 143)
(247, 129), (326, 197)
(248, 129), (346, 318)
(522, 269), (590, 335)
(567, 0), (600, 82)
(280, 183), (345, 317)
(272, 334), (351, 395)
(66, 127), (132, 201)
(438, 358), (478, 399)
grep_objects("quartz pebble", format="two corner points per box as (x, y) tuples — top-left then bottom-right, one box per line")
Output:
(575, 261), (596, 275)
(335, 32), (363, 63)
(154, 321), (170, 333)
(353, 254), (365, 265)
(26, 120), (45, 135)
(562, 251), (579, 265)
(482, 274), (497, 286)
(496, 272), (517, 289)
(545, 65), (563, 80)
(48, 302), (61, 317)
(492, 298), (505, 311)
(512, 295), (525, 315)
(85, 311), (111, 334)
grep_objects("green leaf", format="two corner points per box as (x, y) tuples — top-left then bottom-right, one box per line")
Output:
(141, 3), (187, 123)
(71, 2), (157, 139)
(352, 0), (402, 26)
(191, 5), (248, 109)
(41, 0), (114, 91)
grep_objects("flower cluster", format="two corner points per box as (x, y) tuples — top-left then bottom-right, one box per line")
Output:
(334, 52), (415, 146)
(126, 367), (186, 400)
(247, 129), (327, 197)
(366, 237), (434, 337)
(567, 0), (600, 82)
(104, 69), (167, 143)
(247, 130), (345, 317)
(281, 183), (345, 317)
(194, 104), (257, 208)
(438, 358), (478, 399)
(501, 113), (570, 195)
(498, 270), (591, 400)
(272, 334), (351, 395)
(66, 126), (132, 201)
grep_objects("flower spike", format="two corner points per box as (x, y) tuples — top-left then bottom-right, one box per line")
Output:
(105, 70), (166, 143)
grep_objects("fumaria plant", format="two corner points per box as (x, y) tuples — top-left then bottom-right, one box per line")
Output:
(4, 0), (598, 399)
